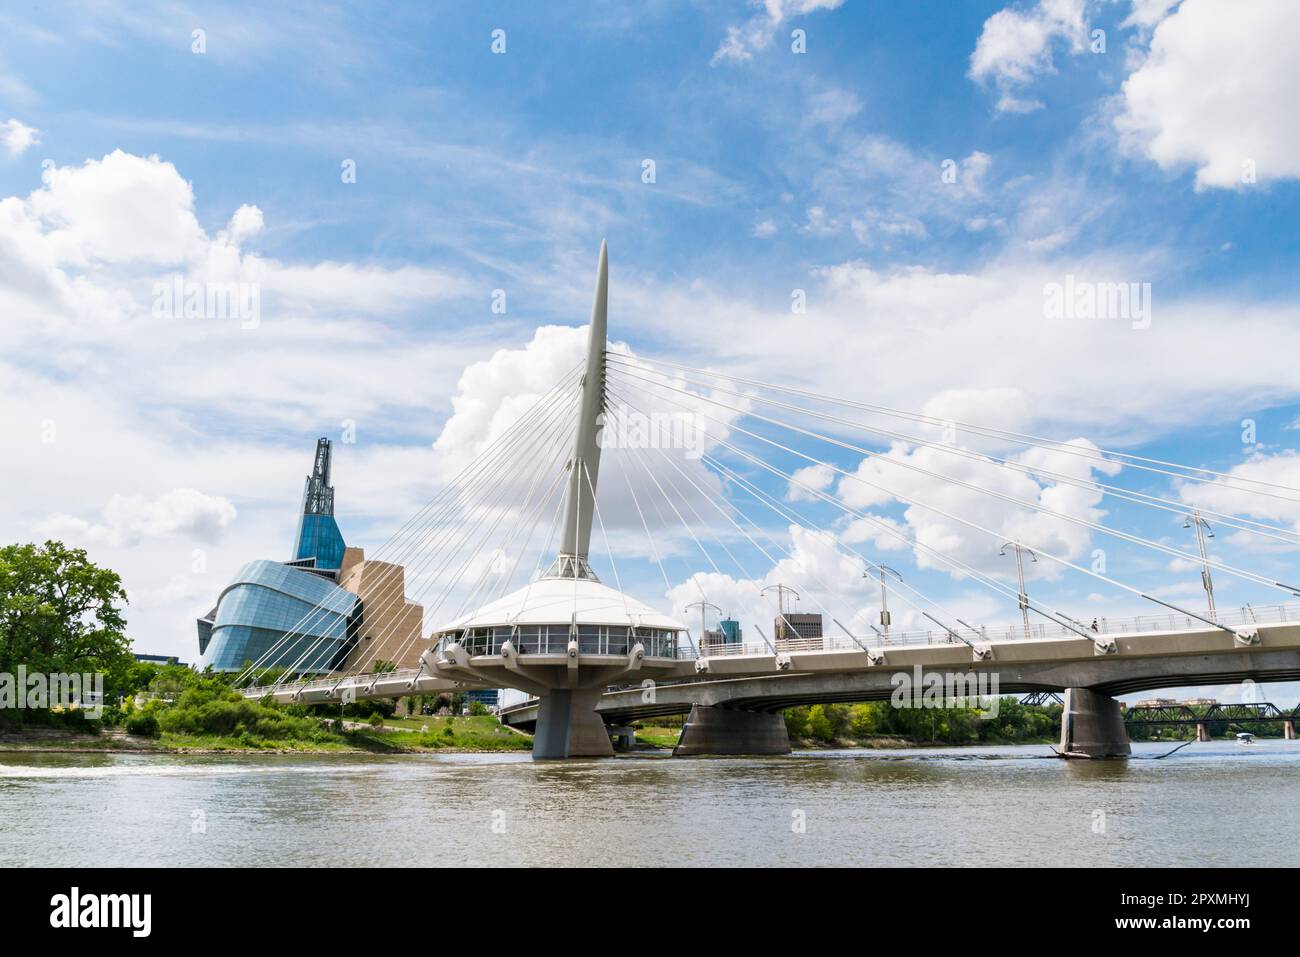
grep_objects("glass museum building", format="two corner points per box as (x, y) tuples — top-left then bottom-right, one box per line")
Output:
(196, 438), (362, 674)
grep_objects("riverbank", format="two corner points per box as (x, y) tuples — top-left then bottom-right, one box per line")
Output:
(7, 722), (1036, 755)
(0, 715), (533, 754)
(790, 734), (1060, 749)
(631, 723), (1058, 750)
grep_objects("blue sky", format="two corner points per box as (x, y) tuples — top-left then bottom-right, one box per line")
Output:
(3, 0), (1300, 700)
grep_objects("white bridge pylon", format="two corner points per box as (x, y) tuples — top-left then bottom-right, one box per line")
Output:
(419, 241), (693, 759)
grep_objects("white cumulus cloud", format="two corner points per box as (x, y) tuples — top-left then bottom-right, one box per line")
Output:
(969, 0), (1088, 113)
(41, 488), (237, 547)
(1115, 0), (1300, 189)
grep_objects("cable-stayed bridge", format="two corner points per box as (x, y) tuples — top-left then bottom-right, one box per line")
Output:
(236, 242), (1300, 759)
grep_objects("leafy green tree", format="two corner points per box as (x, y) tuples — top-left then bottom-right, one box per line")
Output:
(0, 541), (133, 686)
(784, 706), (809, 738)
(848, 703), (878, 737)
(807, 704), (834, 743)
(822, 703), (850, 737)
(148, 664), (199, 697)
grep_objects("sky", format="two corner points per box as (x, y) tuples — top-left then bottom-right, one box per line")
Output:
(3, 0), (1300, 702)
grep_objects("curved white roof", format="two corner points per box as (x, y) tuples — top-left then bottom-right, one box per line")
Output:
(435, 576), (685, 633)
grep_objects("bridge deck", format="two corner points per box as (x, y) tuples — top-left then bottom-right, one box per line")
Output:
(244, 605), (1300, 722)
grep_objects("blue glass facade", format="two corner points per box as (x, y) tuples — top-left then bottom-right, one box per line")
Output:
(466, 689), (499, 709)
(197, 560), (359, 673)
(292, 437), (346, 570)
(293, 512), (346, 570)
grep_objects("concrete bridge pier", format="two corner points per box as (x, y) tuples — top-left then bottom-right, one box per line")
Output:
(1059, 687), (1131, 758)
(533, 690), (615, 760)
(1286, 720), (1297, 740)
(1196, 722), (1213, 742)
(609, 725), (636, 751)
(672, 704), (791, 757)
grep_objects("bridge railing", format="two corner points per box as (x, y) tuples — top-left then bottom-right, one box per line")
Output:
(244, 668), (424, 699)
(679, 602), (1300, 659)
(248, 602), (1300, 699)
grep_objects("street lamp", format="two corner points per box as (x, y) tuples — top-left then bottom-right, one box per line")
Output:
(761, 584), (800, 640)
(1183, 510), (1216, 618)
(865, 566), (903, 641)
(999, 542), (1037, 640)
(685, 600), (722, 652)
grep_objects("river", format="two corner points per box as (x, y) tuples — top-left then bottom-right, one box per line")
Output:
(2, 741), (1297, 867)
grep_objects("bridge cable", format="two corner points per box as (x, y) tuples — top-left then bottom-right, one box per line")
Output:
(233, 367), (582, 686)
(264, 380), (580, 681)
(613, 447), (694, 658)
(612, 415), (873, 654)
(372, 413), (579, 678)
(608, 382), (1024, 646)
(248, 374), (581, 688)
(607, 357), (1300, 547)
(610, 367), (1300, 603)
(608, 353), (1300, 505)
(335, 392), (580, 681)
(608, 373), (1217, 639)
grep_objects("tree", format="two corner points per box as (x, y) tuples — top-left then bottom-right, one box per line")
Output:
(807, 705), (834, 743)
(0, 541), (133, 684)
(848, 703), (878, 738)
(784, 706), (810, 738)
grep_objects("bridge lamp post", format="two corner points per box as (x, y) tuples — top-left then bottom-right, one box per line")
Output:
(1183, 510), (1216, 619)
(865, 566), (903, 641)
(685, 600), (722, 653)
(999, 542), (1037, 640)
(761, 584), (800, 640)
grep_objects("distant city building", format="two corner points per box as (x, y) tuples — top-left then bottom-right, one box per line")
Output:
(195, 438), (427, 675)
(775, 613), (823, 644)
(134, 653), (187, 668)
(1134, 697), (1178, 708)
(466, 689), (499, 711)
(702, 617), (742, 653)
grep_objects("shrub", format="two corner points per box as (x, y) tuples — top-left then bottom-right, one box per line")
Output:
(343, 698), (395, 719)
(125, 712), (160, 737)
(155, 682), (337, 744)
(368, 712), (384, 728)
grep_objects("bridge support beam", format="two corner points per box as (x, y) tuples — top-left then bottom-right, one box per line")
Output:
(1286, 720), (1296, 741)
(533, 689), (615, 760)
(672, 705), (791, 757)
(1059, 688), (1131, 758)
(1196, 722), (1212, 742)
